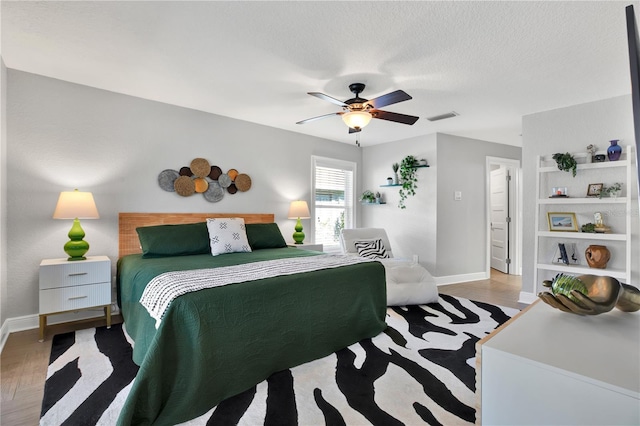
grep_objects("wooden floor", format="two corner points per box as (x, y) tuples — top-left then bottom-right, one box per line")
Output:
(0, 269), (521, 425)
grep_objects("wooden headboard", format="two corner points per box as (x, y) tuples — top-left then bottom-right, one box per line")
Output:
(118, 212), (275, 258)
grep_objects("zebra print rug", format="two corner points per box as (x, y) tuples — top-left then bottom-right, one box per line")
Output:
(40, 295), (518, 425)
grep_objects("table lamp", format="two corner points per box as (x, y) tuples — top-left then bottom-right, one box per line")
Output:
(287, 200), (310, 244)
(53, 189), (100, 261)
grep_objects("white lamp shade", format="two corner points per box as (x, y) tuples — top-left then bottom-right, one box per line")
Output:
(53, 190), (100, 219)
(342, 111), (372, 129)
(288, 200), (310, 219)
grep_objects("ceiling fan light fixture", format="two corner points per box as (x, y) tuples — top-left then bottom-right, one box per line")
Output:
(342, 110), (372, 130)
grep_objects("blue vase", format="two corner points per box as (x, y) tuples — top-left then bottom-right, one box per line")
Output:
(607, 140), (622, 161)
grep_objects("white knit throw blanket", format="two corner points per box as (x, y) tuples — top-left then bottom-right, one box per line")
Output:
(140, 254), (374, 328)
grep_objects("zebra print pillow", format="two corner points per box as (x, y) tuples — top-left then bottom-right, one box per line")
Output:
(354, 239), (390, 259)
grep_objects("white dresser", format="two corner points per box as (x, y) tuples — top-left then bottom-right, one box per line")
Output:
(477, 300), (640, 425)
(39, 255), (112, 341)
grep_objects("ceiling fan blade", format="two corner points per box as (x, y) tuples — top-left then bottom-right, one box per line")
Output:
(364, 90), (412, 109)
(348, 126), (362, 134)
(308, 92), (348, 107)
(372, 110), (420, 125)
(296, 112), (342, 125)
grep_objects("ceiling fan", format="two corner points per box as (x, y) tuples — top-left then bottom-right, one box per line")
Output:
(296, 83), (420, 134)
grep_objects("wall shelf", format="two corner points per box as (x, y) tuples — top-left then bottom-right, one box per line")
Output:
(380, 184), (401, 187)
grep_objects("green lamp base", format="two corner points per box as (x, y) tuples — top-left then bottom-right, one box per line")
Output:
(64, 218), (90, 261)
(292, 217), (305, 244)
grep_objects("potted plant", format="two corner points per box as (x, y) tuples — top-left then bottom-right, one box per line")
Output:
(359, 190), (376, 204)
(386, 177), (393, 185)
(600, 182), (623, 198)
(392, 163), (400, 184)
(398, 155), (419, 209)
(552, 152), (577, 177)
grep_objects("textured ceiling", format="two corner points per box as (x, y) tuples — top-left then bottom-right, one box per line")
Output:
(1, 1), (637, 147)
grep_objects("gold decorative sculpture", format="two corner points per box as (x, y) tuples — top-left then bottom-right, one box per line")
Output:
(538, 274), (640, 315)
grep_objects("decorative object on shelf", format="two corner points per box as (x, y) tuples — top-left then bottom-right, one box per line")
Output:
(599, 182), (623, 198)
(586, 183), (603, 197)
(581, 223), (596, 233)
(360, 190), (376, 204)
(607, 139), (623, 161)
(157, 158), (251, 202)
(552, 243), (579, 265)
(416, 158), (429, 166)
(539, 274), (640, 315)
(398, 155), (419, 209)
(392, 163), (400, 185)
(547, 212), (578, 232)
(375, 192), (382, 204)
(552, 152), (577, 177)
(593, 212), (611, 233)
(586, 144), (597, 163)
(550, 187), (568, 197)
(585, 244), (610, 269)
(288, 200), (311, 244)
(387, 177), (393, 185)
(53, 189), (100, 261)
(593, 154), (606, 162)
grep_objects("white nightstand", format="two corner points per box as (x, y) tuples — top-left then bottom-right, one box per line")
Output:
(287, 243), (323, 252)
(39, 255), (112, 342)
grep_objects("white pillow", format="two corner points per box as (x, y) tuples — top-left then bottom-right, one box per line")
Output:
(354, 239), (390, 259)
(206, 218), (252, 256)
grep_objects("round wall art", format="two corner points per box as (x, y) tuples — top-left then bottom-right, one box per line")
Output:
(157, 158), (252, 203)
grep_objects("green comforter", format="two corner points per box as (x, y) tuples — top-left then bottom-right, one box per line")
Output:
(116, 248), (387, 425)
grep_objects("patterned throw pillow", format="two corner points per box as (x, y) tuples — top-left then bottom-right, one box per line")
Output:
(206, 218), (252, 256)
(354, 239), (390, 259)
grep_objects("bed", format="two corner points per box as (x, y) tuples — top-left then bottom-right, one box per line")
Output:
(116, 213), (387, 425)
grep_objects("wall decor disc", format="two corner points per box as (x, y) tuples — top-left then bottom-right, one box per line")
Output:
(194, 177), (209, 193)
(227, 168), (239, 181)
(227, 184), (238, 194)
(208, 166), (222, 180)
(174, 175), (195, 196)
(235, 173), (252, 192)
(218, 173), (232, 188)
(158, 169), (179, 192)
(190, 158), (211, 177)
(179, 166), (193, 176)
(203, 181), (224, 202)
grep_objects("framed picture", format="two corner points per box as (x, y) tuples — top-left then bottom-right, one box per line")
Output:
(547, 212), (578, 232)
(587, 183), (603, 197)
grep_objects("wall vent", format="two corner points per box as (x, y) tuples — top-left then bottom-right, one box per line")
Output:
(426, 111), (459, 122)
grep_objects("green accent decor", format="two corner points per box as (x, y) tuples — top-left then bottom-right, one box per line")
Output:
(292, 218), (305, 244)
(64, 218), (90, 261)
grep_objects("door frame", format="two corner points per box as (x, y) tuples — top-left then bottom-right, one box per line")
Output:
(485, 156), (522, 276)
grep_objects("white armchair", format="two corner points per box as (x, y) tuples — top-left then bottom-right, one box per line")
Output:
(340, 228), (438, 306)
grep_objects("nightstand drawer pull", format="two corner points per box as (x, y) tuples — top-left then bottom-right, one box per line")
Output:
(68, 272), (88, 277)
(68, 295), (88, 300)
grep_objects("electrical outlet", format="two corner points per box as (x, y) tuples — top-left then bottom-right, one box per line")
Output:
(454, 191), (462, 201)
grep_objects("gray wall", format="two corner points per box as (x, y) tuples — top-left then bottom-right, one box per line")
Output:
(522, 95), (639, 294)
(1, 58), (7, 327)
(436, 134), (521, 276)
(5, 70), (362, 320)
(361, 132), (521, 279)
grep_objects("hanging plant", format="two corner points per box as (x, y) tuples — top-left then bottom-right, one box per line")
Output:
(398, 155), (419, 209)
(552, 152), (577, 177)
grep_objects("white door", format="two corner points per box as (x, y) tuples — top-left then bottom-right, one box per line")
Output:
(490, 167), (510, 273)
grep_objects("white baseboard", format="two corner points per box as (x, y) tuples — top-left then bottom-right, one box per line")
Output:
(518, 291), (537, 305)
(435, 271), (490, 286)
(0, 304), (119, 354)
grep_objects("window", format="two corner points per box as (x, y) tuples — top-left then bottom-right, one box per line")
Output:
(311, 156), (356, 253)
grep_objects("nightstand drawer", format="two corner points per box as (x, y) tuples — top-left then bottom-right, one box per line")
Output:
(39, 281), (111, 314)
(39, 256), (111, 290)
